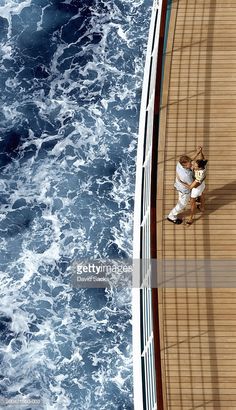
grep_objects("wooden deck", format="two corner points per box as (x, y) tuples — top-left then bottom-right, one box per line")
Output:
(157, 0), (236, 408)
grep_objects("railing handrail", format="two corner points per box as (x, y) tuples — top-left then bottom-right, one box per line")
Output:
(132, 0), (168, 408)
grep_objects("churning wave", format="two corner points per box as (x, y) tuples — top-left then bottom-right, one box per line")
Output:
(0, 0), (152, 408)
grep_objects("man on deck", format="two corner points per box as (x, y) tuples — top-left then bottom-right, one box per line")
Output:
(167, 154), (194, 225)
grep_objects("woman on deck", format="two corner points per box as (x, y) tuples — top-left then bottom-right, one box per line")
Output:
(179, 146), (207, 225)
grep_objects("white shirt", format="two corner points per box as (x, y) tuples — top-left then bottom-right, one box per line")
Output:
(174, 162), (194, 194)
(194, 168), (207, 183)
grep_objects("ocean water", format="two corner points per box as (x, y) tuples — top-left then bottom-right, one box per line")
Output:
(0, 0), (152, 409)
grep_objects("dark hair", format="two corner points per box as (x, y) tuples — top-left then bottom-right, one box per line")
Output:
(196, 159), (208, 169)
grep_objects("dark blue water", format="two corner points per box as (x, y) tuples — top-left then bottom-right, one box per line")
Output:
(0, 0), (152, 408)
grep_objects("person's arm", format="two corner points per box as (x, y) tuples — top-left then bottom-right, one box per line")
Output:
(189, 180), (201, 189)
(198, 146), (205, 160)
(177, 174), (200, 189)
(192, 146), (204, 161)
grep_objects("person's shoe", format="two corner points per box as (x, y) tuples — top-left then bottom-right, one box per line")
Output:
(167, 217), (182, 225)
(186, 219), (193, 225)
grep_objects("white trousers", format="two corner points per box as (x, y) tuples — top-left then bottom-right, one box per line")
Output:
(168, 191), (190, 221)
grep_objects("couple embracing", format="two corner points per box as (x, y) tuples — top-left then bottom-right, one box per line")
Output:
(167, 146), (207, 226)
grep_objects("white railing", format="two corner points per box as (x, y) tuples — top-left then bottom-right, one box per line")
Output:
(132, 0), (168, 409)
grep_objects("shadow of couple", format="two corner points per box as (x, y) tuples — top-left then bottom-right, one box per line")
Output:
(182, 181), (236, 222)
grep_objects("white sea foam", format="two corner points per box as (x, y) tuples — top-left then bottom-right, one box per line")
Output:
(0, 0), (152, 408)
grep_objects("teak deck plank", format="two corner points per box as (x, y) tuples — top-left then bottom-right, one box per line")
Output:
(156, 1), (236, 409)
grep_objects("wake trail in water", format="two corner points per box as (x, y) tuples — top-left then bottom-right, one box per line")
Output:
(0, 0), (152, 408)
